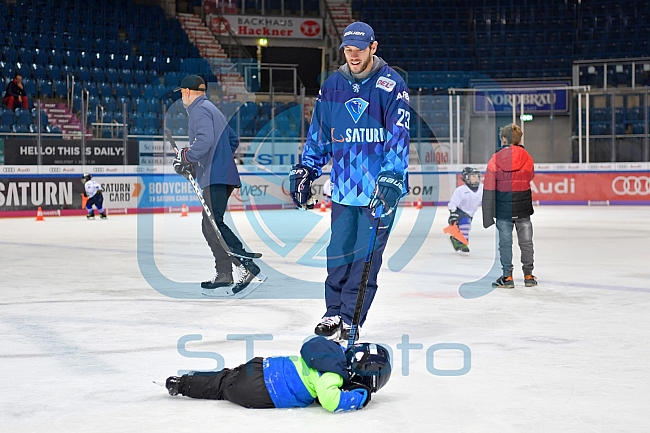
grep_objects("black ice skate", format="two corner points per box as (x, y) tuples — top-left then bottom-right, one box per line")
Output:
(201, 272), (233, 289)
(99, 212), (107, 219)
(231, 259), (261, 294)
(314, 316), (341, 337)
(86, 213), (94, 220)
(165, 376), (181, 396)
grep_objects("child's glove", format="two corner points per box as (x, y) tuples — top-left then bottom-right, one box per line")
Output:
(335, 383), (371, 411)
(448, 210), (459, 225)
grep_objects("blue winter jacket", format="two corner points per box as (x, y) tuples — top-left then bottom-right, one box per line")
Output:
(183, 95), (240, 188)
(262, 337), (366, 412)
(301, 56), (410, 206)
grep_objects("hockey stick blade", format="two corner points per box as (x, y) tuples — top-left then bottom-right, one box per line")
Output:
(443, 223), (469, 245)
(164, 129), (262, 261)
(152, 380), (166, 388)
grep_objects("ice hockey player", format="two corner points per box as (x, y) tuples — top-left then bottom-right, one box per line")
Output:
(163, 337), (391, 412)
(81, 173), (106, 219)
(289, 21), (410, 342)
(447, 167), (483, 253)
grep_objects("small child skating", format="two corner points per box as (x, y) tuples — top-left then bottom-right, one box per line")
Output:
(81, 173), (106, 219)
(162, 336), (391, 412)
(447, 167), (483, 253)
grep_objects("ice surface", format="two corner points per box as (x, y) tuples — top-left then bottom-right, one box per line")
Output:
(1, 206), (649, 432)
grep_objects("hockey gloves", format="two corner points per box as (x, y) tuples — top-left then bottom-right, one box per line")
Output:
(369, 171), (404, 218)
(289, 164), (318, 210)
(173, 147), (195, 180)
(335, 383), (371, 411)
(448, 210), (459, 225)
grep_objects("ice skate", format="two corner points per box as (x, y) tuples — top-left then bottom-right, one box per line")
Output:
(99, 212), (107, 219)
(165, 376), (181, 396)
(201, 272), (233, 289)
(86, 213), (94, 220)
(314, 316), (341, 337)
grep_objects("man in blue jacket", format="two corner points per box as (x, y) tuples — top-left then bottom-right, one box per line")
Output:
(289, 22), (410, 341)
(173, 75), (261, 293)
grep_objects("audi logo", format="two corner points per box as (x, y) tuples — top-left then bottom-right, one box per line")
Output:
(611, 176), (650, 196)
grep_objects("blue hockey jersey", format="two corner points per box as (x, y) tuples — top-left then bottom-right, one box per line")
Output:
(301, 56), (410, 206)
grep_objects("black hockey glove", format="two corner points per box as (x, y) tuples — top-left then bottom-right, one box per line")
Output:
(173, 147), (195, 180)
(368, 171), (404, 218)
(289, 164), (317, 210)
(448, 210), (459, 225)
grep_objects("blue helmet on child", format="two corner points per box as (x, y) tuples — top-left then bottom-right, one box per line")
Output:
(346, 343), (391, 393)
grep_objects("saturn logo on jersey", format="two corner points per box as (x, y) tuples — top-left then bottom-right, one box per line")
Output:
(376, 76), (396, 92)
(332, 127), (386, 143)
(345, 98), (369, 123)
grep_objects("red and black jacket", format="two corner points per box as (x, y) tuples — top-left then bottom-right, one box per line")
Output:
(482, 144), (535, 228)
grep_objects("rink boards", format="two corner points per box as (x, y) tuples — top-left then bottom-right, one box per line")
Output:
(1, 163), (649, 216)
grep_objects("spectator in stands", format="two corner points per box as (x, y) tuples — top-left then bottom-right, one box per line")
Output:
(482, 123), (537, 289)
(172, 74), (263, 295)
(3, 73), (29, 111)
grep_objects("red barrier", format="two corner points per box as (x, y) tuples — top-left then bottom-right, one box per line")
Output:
(531, 172), (650, 204)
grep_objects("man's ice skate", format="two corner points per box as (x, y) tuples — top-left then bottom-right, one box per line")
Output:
(201, 272), (233, 289)
(492, 275), (514, 288)
(165, 376), (181, 396)
(338, 322), (360, 343)
(314, 316), (341, 337)
(202, 260), (267, 298)
(524, 274), (538, 287)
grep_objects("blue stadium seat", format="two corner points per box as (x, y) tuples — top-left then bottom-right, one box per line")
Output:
(22, 79), (37, 96)
(38, 79), (53, 97)
(53, 79), (67, 97)
(98, 82), (112, 97)
(121, 69), (133, 83)
(77, 66), (91, 82)
(128, 83), (142, 98)
(102, 96), (117, 112)
(133, 70), (146, 84)
(1, 111), (15, 127)
(113, 83), (128, 98)
(32, 64), (47, 80)
(12, 124), (29, 133)
(144, 126), (157, 135)
(105, 68), (119, 83)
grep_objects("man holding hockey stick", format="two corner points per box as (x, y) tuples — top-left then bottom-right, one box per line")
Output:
(172, 75), (263, 295)
(290, 22), (410, 341)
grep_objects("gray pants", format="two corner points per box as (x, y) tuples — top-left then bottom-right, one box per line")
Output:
(496, 217), (534, 276)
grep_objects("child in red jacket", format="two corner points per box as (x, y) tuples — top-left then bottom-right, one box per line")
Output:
(482, 124), (537, 288)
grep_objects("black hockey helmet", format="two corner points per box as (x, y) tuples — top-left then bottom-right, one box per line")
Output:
(346, 343), (392, 393)
(461, 166), (481, 189)
(81, 173), (92, 182)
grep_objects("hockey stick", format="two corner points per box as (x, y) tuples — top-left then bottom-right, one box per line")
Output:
(165, 129), (262, 260)
(347, 204), (383, 347)
(443, 223), (469, 245)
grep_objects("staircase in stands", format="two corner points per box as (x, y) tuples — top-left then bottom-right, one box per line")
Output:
(42, 103), (88, 139)
(176, 13), (248, 99)
(325, 1), (352, 37)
